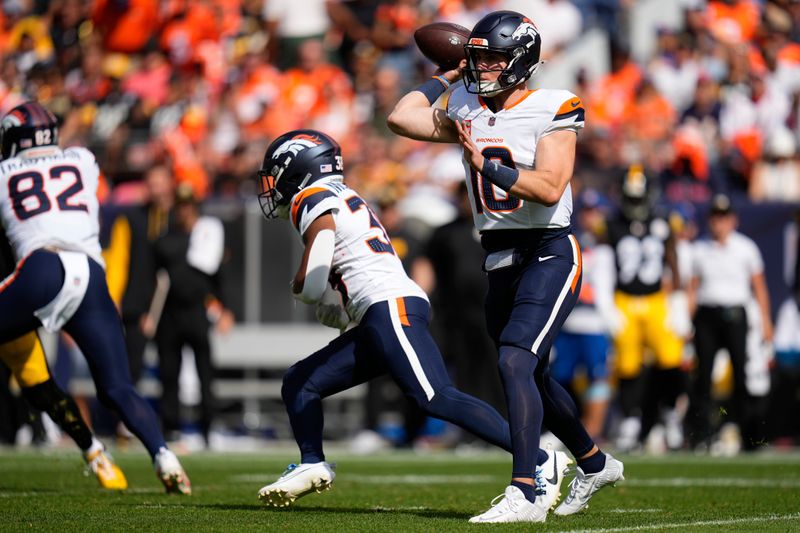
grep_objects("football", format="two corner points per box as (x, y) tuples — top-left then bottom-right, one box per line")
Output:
(414, 22), (471, 71)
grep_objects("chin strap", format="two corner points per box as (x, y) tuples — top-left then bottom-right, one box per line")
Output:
(295, 229), (335, 304)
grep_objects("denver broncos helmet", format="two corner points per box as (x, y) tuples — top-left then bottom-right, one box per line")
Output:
(258, 129), (344, 219)
(464, 11), (542, 97)
(1, 101), (59, 160)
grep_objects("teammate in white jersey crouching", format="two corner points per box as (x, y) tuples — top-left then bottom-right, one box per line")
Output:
(254, 129), (569, 514)
(0, 101), (190, 494)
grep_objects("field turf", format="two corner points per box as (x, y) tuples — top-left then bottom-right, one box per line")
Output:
(1, 448), (799, 532)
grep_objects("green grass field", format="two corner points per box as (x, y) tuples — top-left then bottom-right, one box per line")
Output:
(1, 448), (799, 532)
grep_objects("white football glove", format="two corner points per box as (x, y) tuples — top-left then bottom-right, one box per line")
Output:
(667, 290), (692, 338)
(315, 284), (351, 331)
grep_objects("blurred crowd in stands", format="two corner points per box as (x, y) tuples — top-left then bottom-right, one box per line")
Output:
(2, 0), (800, 453)
(2, 0), (795, 210)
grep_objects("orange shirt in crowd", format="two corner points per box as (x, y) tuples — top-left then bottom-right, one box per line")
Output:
(586, 62), (642, 130)
(375, 3), (419, 34)
(162, 126), (210, 199)
(92, 0), (159, 53)
(706, 0), (760, 44)
(672, 126), (710, 181)
(623, 89), (676, 142)
(234, 63), (284, 140)
(160, 2), (220, 59)
(437, 0), (500, 18)
(278, 63), (354, 128)
(778, 43), (800, 64)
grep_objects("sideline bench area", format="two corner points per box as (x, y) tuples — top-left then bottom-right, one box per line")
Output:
(64, 324), (367, 436)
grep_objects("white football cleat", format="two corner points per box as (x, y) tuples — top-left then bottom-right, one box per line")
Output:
(536, 447), (573, 511)
(154, 448), (192, 495)
(258, 462), (335, 508)
(469, 485), (548, 524)
(554, 453), (624, 516)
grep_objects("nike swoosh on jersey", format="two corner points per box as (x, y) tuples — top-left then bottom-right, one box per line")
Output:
(538, 255), (556, 262)
(546, 453), (559, 485)
(571, 101), (580, 108)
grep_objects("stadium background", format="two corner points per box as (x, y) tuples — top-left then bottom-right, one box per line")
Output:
(1, 0), (800, 451)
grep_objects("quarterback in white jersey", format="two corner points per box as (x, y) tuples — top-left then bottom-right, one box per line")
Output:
(388, 10), (622, 523)
(255, 129), (565, 511)
(445, 86), (583, 232)
(0, 101), (190, 494)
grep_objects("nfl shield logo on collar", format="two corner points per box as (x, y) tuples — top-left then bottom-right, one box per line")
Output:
(488, 117), (496, 127)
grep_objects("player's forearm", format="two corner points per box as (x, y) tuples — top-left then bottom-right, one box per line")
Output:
(293, 229), (335, 304)
(387, 93), (435, 140)
(510, 168), (570, 206)
(387, 79), (457, 142)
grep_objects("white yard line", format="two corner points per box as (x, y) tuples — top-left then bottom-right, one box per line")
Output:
(605, 509), (662, 514)
(557, 512), (800, 533)
(326, 474), (500, 484)
(624, 477), (800, 488)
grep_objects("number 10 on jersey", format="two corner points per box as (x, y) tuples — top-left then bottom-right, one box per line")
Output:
(468, 147), (521, 214)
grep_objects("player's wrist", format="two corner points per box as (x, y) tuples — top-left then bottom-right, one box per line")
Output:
(480, 158), (519, 192)
(414, 76), (450, 106)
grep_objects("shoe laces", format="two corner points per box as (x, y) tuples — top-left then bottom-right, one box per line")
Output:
(489, 491), (520, 513)
(281, 463), (298, 477)
(533, 467), (547, 496)
(564, 470), (590, 503)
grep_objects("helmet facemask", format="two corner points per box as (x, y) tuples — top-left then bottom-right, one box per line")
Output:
(257, 171), (288, 220)
(256, 129), (344, 221)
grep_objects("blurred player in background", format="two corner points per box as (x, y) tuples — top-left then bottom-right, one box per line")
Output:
(0, 101), (190, 494)
(549, 190), (617, 441)
(388, 10), (623, 523)
(253, 129), (568, 514)
(606, 165), (689, 453)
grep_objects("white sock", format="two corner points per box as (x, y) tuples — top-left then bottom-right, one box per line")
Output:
(86, 436), (104, 457)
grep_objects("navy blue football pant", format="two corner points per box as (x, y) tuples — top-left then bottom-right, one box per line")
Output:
(0, 249), (166, 458)
(282, 296), (533, 464)
(484, 231), (595, 479)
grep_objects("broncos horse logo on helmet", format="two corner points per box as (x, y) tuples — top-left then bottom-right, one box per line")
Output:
(0, 101), (59, 160)
(464, 11), (543, 97)
(257, 129), (344, 219)
(511, 21), (538, 41)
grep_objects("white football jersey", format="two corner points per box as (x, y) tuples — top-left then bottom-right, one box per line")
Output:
(290, 179), (428, 322)
(446, 85), (585, 231)
(0, 147), (103, 265)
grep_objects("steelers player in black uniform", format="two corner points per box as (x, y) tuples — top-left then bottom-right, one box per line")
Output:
(0, 232), (127, 488)
(606, 165), (687, 452)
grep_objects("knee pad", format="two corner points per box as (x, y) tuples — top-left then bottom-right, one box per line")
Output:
(281, 363), (319, 406)
(497, 345), (538, 380)
(97, 382), (137, 407)
(281, 365), (302, 404)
